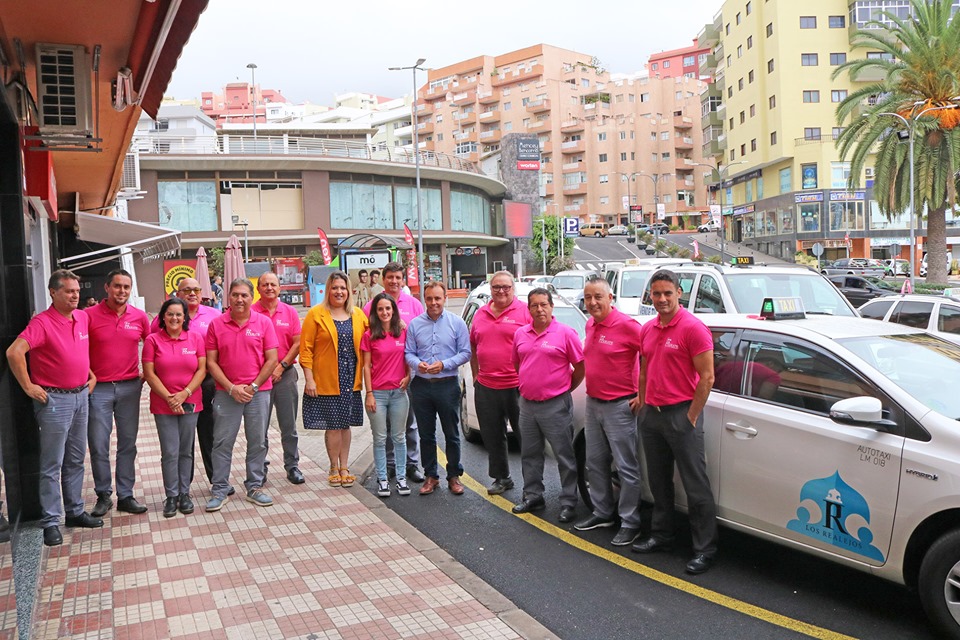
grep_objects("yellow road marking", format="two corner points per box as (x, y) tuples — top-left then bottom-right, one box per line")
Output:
(438, 450), (857, 640)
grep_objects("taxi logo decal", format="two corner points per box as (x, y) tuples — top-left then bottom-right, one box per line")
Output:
(786, 471), (885, 562)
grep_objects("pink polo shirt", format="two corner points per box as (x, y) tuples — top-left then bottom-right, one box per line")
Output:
(85, 301), (150, 382)
(513, 320), (584, 401)
(18, 306), (91, 389)
(151, 304), (221, 340)
(204, 312), (279, 391)
(360, 328), (408, 390)
(584, 307), (643, 401)
(470, 298), (532, 389)
(363, 290), (424, 324)
(142, 330), (205, 415)
(252, 299), (301, 362)
(639, 307), (713, 406)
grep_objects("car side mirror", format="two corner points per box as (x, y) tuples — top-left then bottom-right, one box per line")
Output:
(829, 396), (897, 432)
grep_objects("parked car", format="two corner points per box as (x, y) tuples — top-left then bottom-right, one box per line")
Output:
(579, 223), (608, 237)
(920, 251), (953, 278)
(697, 219), (721, 233)
(649, 222), (670, 234)
(827, 275), (898, 307)
(604, 259), (693, 315)
(551, 269), (601, 310)
(858, 293), (960, 345)
(883, 258), (910, 277)
(820, 258), (887, 278)
(607, 224), (629, 236)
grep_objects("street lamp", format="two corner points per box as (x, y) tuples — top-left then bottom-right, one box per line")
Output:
(637, 172), (662, 244)
(232, 215), (249, 263)
(539, 217), (548, 275)
(389, 58), (428, 304)
(617, 172), (640, 227)
(693, 160), (747, 264)
(246, 63), (258, 141)
(875, 101), (958, 291)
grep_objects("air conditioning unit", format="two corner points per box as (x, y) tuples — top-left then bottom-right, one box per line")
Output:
(865, 167), (875, 178)
(35, 43), (93, 135)
(120, 152), (140, 191)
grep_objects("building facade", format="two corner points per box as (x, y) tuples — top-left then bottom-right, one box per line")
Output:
(648, 40), (712, 82)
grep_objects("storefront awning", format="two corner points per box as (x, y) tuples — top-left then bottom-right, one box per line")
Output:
(61, 212), (181, 270)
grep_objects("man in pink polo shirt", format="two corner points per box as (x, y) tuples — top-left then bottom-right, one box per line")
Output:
(6, 270), (101, 546)
(363, 261), (425, 483)
(632, 269), (717, 575)
(469, 271), (531, 495)
(574, 276), (650, 548)
(153, 277), (221, 484)
(204, 278), (279, 512)
(253, 272), (304, 485)
(510, 288), (584, 522)
(85, 269), (151, 518)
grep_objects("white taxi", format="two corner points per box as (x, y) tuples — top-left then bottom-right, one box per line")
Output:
(697, 299), (960, 637)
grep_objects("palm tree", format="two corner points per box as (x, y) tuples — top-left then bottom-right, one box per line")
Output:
(833, 0), (960, 283)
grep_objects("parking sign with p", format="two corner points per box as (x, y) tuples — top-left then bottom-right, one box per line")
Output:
(563, 217), (580, 237)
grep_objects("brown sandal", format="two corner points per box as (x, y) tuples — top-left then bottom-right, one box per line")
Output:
(328, 468), (342, 487)
(339, 468), (355, 488)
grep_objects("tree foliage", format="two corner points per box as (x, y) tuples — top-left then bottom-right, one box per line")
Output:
(531, 215), (575, 275)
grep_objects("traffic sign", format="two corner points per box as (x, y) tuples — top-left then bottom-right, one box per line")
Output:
(811, 242), (824, 257)
(563, 217), (580, 237)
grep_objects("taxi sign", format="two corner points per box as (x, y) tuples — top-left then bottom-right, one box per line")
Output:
(731, 256), (755, 266)
(759, 296), (806, 320)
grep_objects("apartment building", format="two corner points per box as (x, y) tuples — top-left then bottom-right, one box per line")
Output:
(648, 40), (712, 81)
(698, 0), (960, 262)
(417, 45), (710, 227)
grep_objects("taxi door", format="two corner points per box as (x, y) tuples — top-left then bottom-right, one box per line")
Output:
(716, 330), (904, 567)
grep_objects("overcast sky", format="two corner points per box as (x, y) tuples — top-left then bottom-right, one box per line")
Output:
(166, 0), (721, 105)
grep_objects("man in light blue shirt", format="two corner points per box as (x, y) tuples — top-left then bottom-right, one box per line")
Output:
(405, 282), (471, 496)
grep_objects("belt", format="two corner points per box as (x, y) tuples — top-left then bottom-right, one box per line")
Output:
(103, 377), (140, 385)
(521, 392), (566, 403)
(416, 376), (457, 384)
(588, 393), (636, 404)
(42, 384), (87, 394)
(648, 400), (692, 412)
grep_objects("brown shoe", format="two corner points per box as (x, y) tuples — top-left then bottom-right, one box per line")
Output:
(419, 477), (440, 495)
(448, 477), (465, 495)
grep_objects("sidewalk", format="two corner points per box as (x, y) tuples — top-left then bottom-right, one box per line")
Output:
(686, 231), (790, 264)
(15, 320), (553, 638)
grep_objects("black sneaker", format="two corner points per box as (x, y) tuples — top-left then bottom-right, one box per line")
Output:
(178, 494), (194, 515)
(574, 514), (616, 531)
(91, 493), (112, 518)
(611, 526), (641, 546)
(163, 497), (178, 518)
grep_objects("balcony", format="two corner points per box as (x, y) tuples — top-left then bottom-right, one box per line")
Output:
(394, 124), (413, 138)
(699, 52), (718, 75)
(561, 119), (585, 133)
(698, 20), (720, 48)
(562, 161), (581, 170)
(703, 110), (722, 128)
(560, 140), (585, 154)
(479, 110), (501, 123)
(563, 203), (582, 213)
(456, 111), (477, 126)
(682, 178), (696, 188)
(526, 99), (551, 113)
(415, 102), (433, 116)
(415, 121), (434, 135)
(451, 90), (476, 106)
(527, 120), (549, 130)
(479, 129), (501, 144)
(675, 157), (695, 171)
(674, 115), (694, 129)
(454, 130), (478, 143)
(562, 182), (588, 195)
(675, 136), (694, 150)
(492, 66), (544, 87)
(478, 90), (500, 105)
(703, 136), (725, 157)
(540, 140), (552, 154)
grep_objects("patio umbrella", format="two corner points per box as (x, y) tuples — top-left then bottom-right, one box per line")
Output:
(223, 234), (246, 289)
(194, 246), (214, 301)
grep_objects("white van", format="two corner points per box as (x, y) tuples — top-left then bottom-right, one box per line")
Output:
(920, 251), (953, 278)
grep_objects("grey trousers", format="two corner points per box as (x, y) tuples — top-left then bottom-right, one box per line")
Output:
(385, 394), (420, 469)
(88, 379), (142, 498)
(210, 390), (270, 498)
(519, 393), (578, 508)
(35, 390), (89, 527)
(475, 382), (521, 480)
(265, 367), (300, 471)
(640, 405), (718, 557)
(155, 413), (199, 497)
(584, 397), (648, 528)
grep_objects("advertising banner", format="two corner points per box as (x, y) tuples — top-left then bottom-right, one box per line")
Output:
(162, 260), (195, 300)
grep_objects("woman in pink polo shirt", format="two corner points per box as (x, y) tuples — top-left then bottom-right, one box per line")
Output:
(142, 298), (207, 518)
(361, 293), (412, 498)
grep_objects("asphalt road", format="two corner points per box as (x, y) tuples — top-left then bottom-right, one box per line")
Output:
(367, 437), (937, 639)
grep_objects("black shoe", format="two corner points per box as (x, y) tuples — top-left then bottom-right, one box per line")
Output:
(178, 494), (194, 515)
(574, 514), (616, 531)
(43, 526), (62, 546)
(91, 493), (112, 518)
(558, 506), (576, 523)
(0, 514), (9, 534)
(406, 466), (426, 483)
(686, 554), (714, 575)
(286, 467), (305, 484)
(611, 526), (642, 546)
(163, 497), (178, 518)
(511, 497), (545, 514)
(487, 478), (515, 495)
(116, 497), (148, 514)
(65, 513), (103, 528)
(631, 537), (674, 554)
(227, 486), (236, 497)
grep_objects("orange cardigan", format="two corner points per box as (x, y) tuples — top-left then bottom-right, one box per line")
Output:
(299, 305), (369, 395)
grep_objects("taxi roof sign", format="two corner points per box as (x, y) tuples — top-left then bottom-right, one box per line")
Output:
(759, 296), (806, 320)
(731, 256), (755, 266)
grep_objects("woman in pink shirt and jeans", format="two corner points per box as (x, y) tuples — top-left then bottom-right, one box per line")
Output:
(361, 293), (411, 498)
(143, 298), (207, 518)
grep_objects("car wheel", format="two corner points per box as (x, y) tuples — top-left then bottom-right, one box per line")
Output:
(919, 529), (960, 639)
(574, 431), (593, 512)
(460, 383), (482, 444)
(594, 232), (602, 237)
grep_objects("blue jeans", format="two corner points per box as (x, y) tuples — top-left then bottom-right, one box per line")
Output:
(34, 390), (89, 526)
(410, 377), (462, 480)
(367, 389), (409, 482)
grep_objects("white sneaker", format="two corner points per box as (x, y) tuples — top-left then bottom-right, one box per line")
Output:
(396, 478), (411, 496)
(377, 479), (391, 497)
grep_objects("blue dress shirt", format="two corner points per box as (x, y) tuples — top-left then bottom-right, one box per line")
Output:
(404, 310), (471, 378)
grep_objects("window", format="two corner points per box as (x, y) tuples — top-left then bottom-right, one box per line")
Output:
(746, 181), (753, 202)
(726, 23), (730, 35)
(740, 111), (746, 124)
(829, 15), (845, 28)
(598, 132), (606, 141)
(750, 104), (756, 117)
(830, 52), (847, 66)
(683, 55), (696, 66)
(892, 301), (935, 329)
(802, 90), (820, 103)
(747, 36), (753, 49)
(751, 139), (757, 152)
(728, 86), (734, 98)
(833, 126), (845, 139)
(662, 152), (671, 160)
(651, 62), (658, 71)
(738, 78), (744, 91)
(727, 55), (732, 67)
(766, 23), (773, 37)
(829, 201), (865, 231)
(620, 131), (627, 140)
(867, 52), (895, 61)
(801, 53), (819, 66)
(746, 1), (752, 14)
(730, 117), (735, 129)
(663, 60), (671, 68)
(599, 196), (609, 205)
(158, 182), (218, 231)
(620, 152), (628, 161)
(599, 153), (608, 162)
(938, 306), (960, 336)
(749, 70), (755, 83)
(831, 161), (851, 188)
(831, 89), (848, 103)
(779, 166), (791, 192)
(769, 95), (776, 109)
(741, 143), (747, 156)
(767, 59), (775, 73)
(599, 174), (609, 183)
(771, 131), (777, 145)
(738, 45), (743, 58)
(860, 299), (894, 320)
(503, 102), (512, 111)
(800, 16), (817, 28)
(695, 276), (726, 313)
(804, 127), (822, 140)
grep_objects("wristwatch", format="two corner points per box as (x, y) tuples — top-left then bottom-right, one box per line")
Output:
(250, 383), (260, 393)
(280, 361), (291, 370)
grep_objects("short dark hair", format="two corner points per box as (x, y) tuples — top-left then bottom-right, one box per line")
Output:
(369, 292), (402, 339)
(106, 268), (132, 285)
(370, 269), (380, 278)
(158, 298), (191, 332)
(382, 261), (404, 276)
(649, 269), (681, 289)
(48, 269), (79, 291)
(229, 278), (254, 295)
(528, 287), (553, 306)
(358, 269), (368, 277)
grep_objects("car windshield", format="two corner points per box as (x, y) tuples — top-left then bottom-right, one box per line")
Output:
(620, 269), (656, 298)
(864, 276), (900, 291)
(553, 275), (586, 290)
(553, 306), (587, 341)
(840, 333), (960, 420)
(725, 272), (856, 316)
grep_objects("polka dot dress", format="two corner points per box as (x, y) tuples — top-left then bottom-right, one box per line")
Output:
(303, 318), (363, 430)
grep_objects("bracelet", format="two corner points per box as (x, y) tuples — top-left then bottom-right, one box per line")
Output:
(228, 384), (235, 395)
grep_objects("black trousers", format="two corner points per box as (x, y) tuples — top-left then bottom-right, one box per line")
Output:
(193, 375), (216, 483)
(474, 382), (520, 480)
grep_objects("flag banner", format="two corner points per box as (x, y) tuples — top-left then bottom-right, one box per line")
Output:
(317, 228), (333, 265)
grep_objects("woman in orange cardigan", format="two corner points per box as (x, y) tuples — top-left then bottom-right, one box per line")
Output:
(300, 271), (369, 487)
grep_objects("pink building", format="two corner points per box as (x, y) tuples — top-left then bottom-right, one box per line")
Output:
(648, 40), (712, 82)
(201, 83), (288, 126)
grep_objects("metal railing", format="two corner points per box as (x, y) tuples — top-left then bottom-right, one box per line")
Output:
(130, 134), (484, 175)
